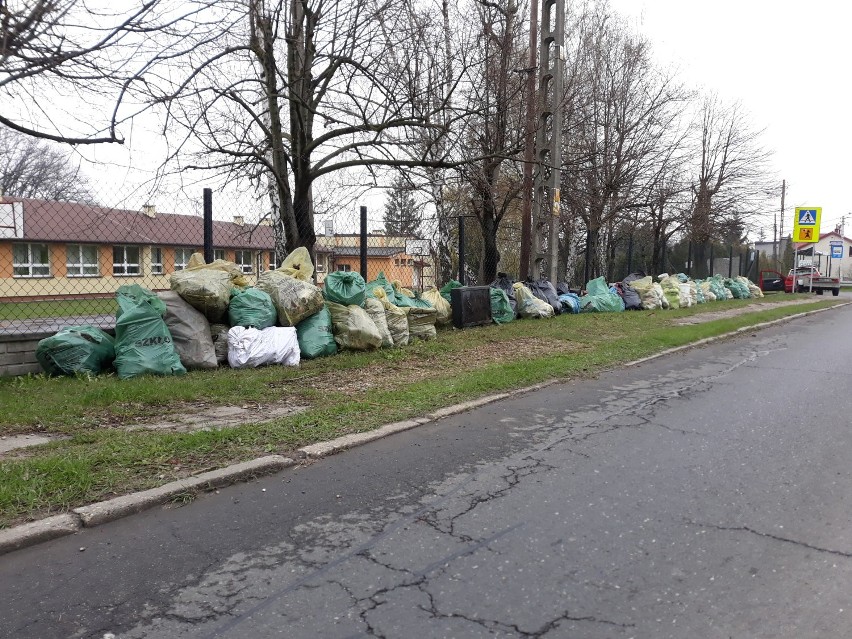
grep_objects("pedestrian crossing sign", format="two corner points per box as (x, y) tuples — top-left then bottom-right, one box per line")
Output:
(793, 206), (821, 243)
(798, 209), (817, 225)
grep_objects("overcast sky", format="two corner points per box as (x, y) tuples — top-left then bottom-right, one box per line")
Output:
(609, 0), (852, 240)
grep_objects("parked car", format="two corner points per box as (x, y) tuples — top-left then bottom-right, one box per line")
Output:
(760, 268), (840, 295)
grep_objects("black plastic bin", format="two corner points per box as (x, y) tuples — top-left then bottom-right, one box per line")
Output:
(450, 286), (492, 328)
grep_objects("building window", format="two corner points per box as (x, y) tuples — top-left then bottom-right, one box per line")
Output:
(13, 243), (50, 277)
(66, 244), (99, 277)
(337, 263), (352, 272)
(235, 250), (253, 274)
(174, 247), (194, 271)
(213, 249), (226, 262)
(113, 246), (140, 276)
(151, 247), (164, 275)
(267, 251), (277, 271)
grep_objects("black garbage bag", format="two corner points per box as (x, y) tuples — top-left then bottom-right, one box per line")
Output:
(490, 272), (517, 315)
(615, 281), (643, 311)
(622, 272), (647, 286)
(526, 278), (562, 315)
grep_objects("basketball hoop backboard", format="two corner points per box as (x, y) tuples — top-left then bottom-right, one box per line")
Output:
(405, 239), (430, 256)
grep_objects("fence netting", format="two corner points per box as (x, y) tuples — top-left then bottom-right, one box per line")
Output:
(1, 186), (764, 336)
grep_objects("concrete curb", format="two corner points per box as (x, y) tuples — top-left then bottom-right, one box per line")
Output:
(2, 301), (846, 555)
(0, 514), (81, 556)
(625, 301), (852, 367)
(0, 455), (294, 556)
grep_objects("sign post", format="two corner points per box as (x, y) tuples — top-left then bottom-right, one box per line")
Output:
(793, 207), (821, 293)
(830, 240), (843, 277)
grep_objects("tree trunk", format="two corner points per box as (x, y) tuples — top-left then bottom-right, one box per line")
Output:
(584, 225), (602, 283)
(690, 182), (713, 278)
(287, 0), (317, 258)
(479, 211), (500, 285)
(250, 3), (298, 256)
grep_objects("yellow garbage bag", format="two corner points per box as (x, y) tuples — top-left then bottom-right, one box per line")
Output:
(421, 287), (452, 326)
(278, 247), (314, 282)
(185, 252), (250, 288)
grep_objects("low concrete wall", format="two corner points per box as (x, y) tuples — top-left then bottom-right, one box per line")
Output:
(0, 334), (45, 377)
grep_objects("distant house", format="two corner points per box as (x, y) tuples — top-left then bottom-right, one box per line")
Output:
(0, 197), (275, 301)
(315, 232), (434, 291)
(754, 232), (852, 280)
(794, 230), (852, 280)
(0, 197), (436, 300)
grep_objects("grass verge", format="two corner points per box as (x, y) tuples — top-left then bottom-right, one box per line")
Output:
(0, 296), (842, 528)
(0, 298), (117, 320)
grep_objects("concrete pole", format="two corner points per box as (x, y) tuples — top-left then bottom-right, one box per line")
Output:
(533, 0), (565, 283)
(519, 0), (539, 280)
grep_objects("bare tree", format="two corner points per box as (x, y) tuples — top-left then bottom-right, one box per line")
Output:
(688, 94), (774, 278)
(560, 7), (688, 282)
(148, 0), (461, 258)
(455, 0), (526, 284)
(0, 128), (94, 201)
(0, 0), (192, 144)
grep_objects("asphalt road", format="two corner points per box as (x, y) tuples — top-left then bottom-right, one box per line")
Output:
(3, 304), (852, 638)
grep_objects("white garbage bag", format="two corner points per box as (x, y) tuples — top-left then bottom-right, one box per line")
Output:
(227, 326), (300, 368)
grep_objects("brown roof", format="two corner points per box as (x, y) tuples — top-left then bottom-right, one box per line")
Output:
(6, 197), (275, 250)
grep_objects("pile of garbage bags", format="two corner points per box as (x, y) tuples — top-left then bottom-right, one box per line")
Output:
(34, 243), (767, 380)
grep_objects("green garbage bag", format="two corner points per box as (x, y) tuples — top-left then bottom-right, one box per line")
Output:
(228, 287), (277, 329)
(36, 326), (115, 376)
(295, 306), (338, 359)
(117, 284), (166, 316)
(709, 275), (729, 300)
(323, 271), (367, 307)
(365, 271), (395, 299)
(490, 287), (515, 324)
(723, 278), (749, 299)
(114, 286), (186, 380)
(440, 280), (463, 304)
(579, 277), (624, 313)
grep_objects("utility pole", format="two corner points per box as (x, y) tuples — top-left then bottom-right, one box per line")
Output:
(772, 214), (777, 265)
(519, 0), (539, 281)
(779, 179), (786, 266)
(533, 0), (565, 283)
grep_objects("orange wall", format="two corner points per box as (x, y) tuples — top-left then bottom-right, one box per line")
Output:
(51, 243), (67, 278)
(0, 242), (11, 278)
(332, 257), (415, 288)
(99, 245), (111, 277)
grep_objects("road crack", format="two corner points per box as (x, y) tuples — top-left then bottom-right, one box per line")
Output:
(688, 520), (852, 558)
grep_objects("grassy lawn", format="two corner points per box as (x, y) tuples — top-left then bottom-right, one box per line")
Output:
(0, 296), (842, 528)
(0, 298), (117, 320)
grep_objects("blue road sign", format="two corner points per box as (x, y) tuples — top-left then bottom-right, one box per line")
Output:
(798, 209), (817, 225)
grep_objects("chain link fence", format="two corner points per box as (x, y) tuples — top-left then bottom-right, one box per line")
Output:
(1, 185), (761, 337)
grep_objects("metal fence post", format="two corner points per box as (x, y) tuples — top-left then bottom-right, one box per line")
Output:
(626, 235), (633, 276)
(686, 241), (692, 277)
(203, 188), (213, 263)
(360, 206), (368, 281)
(458, 215), (466, 285)
(728, 245), (733, 278)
